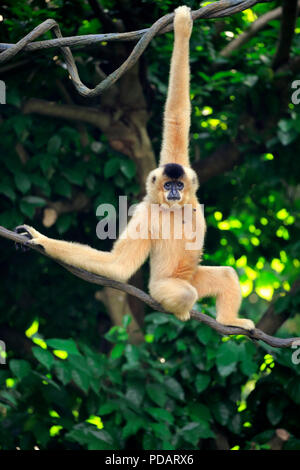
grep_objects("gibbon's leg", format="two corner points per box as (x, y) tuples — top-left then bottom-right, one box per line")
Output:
(191, 266), (255, 330)
(15, 221), (151, 283)
(159, 5), (193, 167)
(149, 277), (198, 321)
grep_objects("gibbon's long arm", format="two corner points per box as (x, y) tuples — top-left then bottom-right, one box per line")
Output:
(18, 203), (151, 283)
(159, 6), (192, 168)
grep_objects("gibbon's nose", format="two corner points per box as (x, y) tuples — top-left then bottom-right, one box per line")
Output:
(167, 194), (180, 201)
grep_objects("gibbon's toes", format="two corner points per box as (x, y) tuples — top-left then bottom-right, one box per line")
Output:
(174, 310), (191, 322)
(217, 317), (255, 331)
(14, 225), (33, 252)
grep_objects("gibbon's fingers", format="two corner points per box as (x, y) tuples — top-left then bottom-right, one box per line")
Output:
(15, 224), (45, 240)
(14, 224), (45, 252)
(174, 6), (193, 38)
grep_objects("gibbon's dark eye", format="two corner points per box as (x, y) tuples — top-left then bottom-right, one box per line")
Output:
(164, 182), (172, 190)
(177, 181), (184, 190)
(152, 176), (156, 183)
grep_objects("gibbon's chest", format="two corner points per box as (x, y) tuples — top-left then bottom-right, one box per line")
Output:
(148, 205), (204, 279)
(148, 205), (203, 244)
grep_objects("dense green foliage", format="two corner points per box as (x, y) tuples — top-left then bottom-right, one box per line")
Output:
(0, 0), (299, 450)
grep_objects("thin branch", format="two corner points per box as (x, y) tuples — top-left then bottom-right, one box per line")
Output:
(272, 0), (299, 70)
(220, 1), (300, 58)
(0, 0), (274, 97)
(257, 280), (300, 335)
(0, 225), (298, 349)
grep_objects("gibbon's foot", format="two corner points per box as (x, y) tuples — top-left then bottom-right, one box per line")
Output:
(14, 225), (46, 252)
(217, 317), (255, 331)
(174, 6), (193, 38)
(173, 310), (191, 322)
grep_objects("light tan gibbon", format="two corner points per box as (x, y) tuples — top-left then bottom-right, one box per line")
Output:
(15, 6), (254, 330)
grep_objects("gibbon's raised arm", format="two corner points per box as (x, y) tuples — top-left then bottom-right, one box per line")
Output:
(16, 203), (151, 283)
(159, 6), (193, 168)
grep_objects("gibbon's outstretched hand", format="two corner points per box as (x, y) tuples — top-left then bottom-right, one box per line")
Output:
(13, 6), (255, 331)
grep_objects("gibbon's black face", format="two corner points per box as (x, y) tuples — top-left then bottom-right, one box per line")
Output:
(164, 180), (184, 200)
(163, 163), (185, 201)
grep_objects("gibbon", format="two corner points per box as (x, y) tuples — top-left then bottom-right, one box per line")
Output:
(15, 6), (254, 330)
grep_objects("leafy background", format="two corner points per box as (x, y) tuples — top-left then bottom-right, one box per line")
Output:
(0, 0), (299, 450)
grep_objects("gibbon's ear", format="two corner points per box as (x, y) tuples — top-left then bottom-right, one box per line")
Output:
(159, 6), (193, 168)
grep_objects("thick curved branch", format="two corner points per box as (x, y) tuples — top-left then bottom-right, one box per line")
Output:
(0, 225), (298, 349)
(0, 0), (273, 97)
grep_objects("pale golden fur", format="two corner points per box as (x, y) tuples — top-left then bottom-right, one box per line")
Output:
(19, 6), (254, 330)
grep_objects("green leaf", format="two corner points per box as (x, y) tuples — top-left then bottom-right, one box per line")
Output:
(287, 377), (300, 404)
(122, 417), (146, 439)
(266, 397), (285, 426)
(56, 214), (73, 234)
(19, 200), (35, 218)
(47, 135), (62, 153)
(164, 377), (185, 401)
(187, 403), (211, 422)
(195, 373), (210, 393)
(14, 173), (31, 193)
(110, 343), (126, 359)
(196, 324), (214, 345)
(98, 402), (119, 415)
(146, 384), (167, 407)
(120, 160), (136, 179)
(54, 363), (72, 386)
(9, 359), (31, 380)
(66, 424), (114, 450)
(63, 168), (84, 186)
(0, 390), (18, 407)
(216, 341), (240, 377)
(212, 402), (230, 426)
(125, 384), (144, 407)
(104, 158), (121, 178)
(277, 130), (296, 146)
(150, 422), (171, 440)
(22, 196), (46, 207)
(0, 184), (16, 201)
(122, 314), (132, 329)
(71, 369), (90, 393)
(32, 347), (54, 370)
(124, 344), (140, 365)
(146, 407), (174, 424)
(53, 178), (72, 198)
(47, 338), (80, 356)
(180, 422), (214, 445)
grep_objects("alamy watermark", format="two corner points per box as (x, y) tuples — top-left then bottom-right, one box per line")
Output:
(0, 80), (6, 104)
(0, 340), (6, 365)
(291, 340), (300, 365)
(95, 196), (204, 250)
(291, 80), (300, 105)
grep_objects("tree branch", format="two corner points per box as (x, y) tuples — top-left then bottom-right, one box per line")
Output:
(220, 1), (300, 58)
(0, 0), (274, 97)
(257, 280), (300, 335)
(0, 225), (298, 349)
